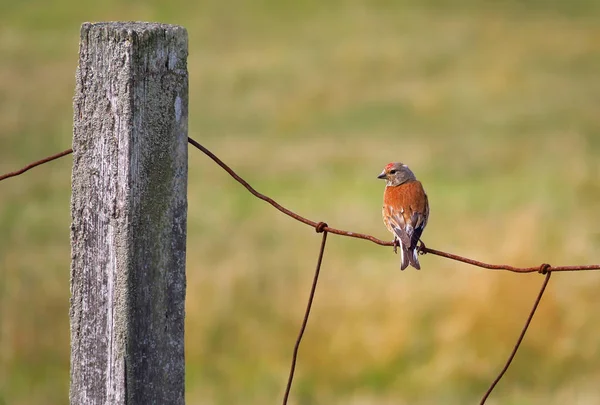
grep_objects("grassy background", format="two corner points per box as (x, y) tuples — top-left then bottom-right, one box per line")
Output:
(1, 1), (600, 404)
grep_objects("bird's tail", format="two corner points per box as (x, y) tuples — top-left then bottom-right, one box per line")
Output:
(399, 243), (409, 270)
(400, 244), (420, 270)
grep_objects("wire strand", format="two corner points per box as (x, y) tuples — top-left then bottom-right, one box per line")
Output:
(0, 149), (72, 182)
(282, 225), (328, 405)
(1, 139), (598, 405)
(480, 270), (552, 404)
(187, 137), (600, 273)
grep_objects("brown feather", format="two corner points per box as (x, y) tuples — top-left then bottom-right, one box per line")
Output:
(382, 180), (429, 250)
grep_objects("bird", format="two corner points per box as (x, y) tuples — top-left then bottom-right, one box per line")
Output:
(378, 162), (429, 270)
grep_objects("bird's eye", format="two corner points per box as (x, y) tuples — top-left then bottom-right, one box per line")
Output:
(389, 170), (397, 174)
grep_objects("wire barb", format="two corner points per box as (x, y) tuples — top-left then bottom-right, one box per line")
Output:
(282, 229), (328, 405)
(315, 222), (328, 233)
(539, 263), (551, 274)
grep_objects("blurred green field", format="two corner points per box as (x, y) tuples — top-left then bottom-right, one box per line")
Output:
(1, 1), (600, 404)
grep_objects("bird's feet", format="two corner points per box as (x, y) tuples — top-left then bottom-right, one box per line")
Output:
(393, 239), (400, 254)
(417, 240), (427, 255)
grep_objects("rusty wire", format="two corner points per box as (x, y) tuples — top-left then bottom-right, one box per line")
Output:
(187, 137), (600, 274)
(479, 268), (552, 404)
(0, 148), (72, 182)
(282, 222), (328, 405)
(185, 137), (599, 405)
(187, 137), (392, 246)
(1, 138), (600, 405)
(421, 244), (600, 273)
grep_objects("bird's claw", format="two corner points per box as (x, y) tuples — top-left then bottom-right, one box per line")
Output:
(392, 239), (400, 254)
(417, 240), (427, 256)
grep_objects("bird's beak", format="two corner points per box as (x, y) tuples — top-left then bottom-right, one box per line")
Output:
(377, 170), (386, 180)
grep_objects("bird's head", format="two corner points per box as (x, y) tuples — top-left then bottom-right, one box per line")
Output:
(377, 162), (416, 187)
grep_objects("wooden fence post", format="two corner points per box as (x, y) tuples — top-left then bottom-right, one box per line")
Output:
(70, 22), (188, 404)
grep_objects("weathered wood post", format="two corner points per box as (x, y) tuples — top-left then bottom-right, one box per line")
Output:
(70, 22), (188, 404)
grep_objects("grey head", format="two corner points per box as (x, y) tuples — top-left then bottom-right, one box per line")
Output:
(377, 162), (416, 187)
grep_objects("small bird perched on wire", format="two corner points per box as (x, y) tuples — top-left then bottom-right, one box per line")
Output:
(378, 162), (429, 270)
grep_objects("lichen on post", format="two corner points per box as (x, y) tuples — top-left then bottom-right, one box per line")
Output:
(70, 22), (188, 405)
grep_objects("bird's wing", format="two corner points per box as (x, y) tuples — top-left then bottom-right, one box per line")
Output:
(409, 190), (428, 248)
(383, 204), (412, 247)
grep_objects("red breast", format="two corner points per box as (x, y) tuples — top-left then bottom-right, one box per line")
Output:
(383, 181), (428, 219)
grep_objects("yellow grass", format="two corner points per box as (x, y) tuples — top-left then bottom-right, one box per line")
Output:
(1, 1), (600, 404)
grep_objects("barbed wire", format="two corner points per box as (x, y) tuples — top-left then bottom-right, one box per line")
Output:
(2, 138), (599, 404)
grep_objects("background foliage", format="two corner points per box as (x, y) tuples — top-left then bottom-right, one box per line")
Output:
(1, 1), (600, 404)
